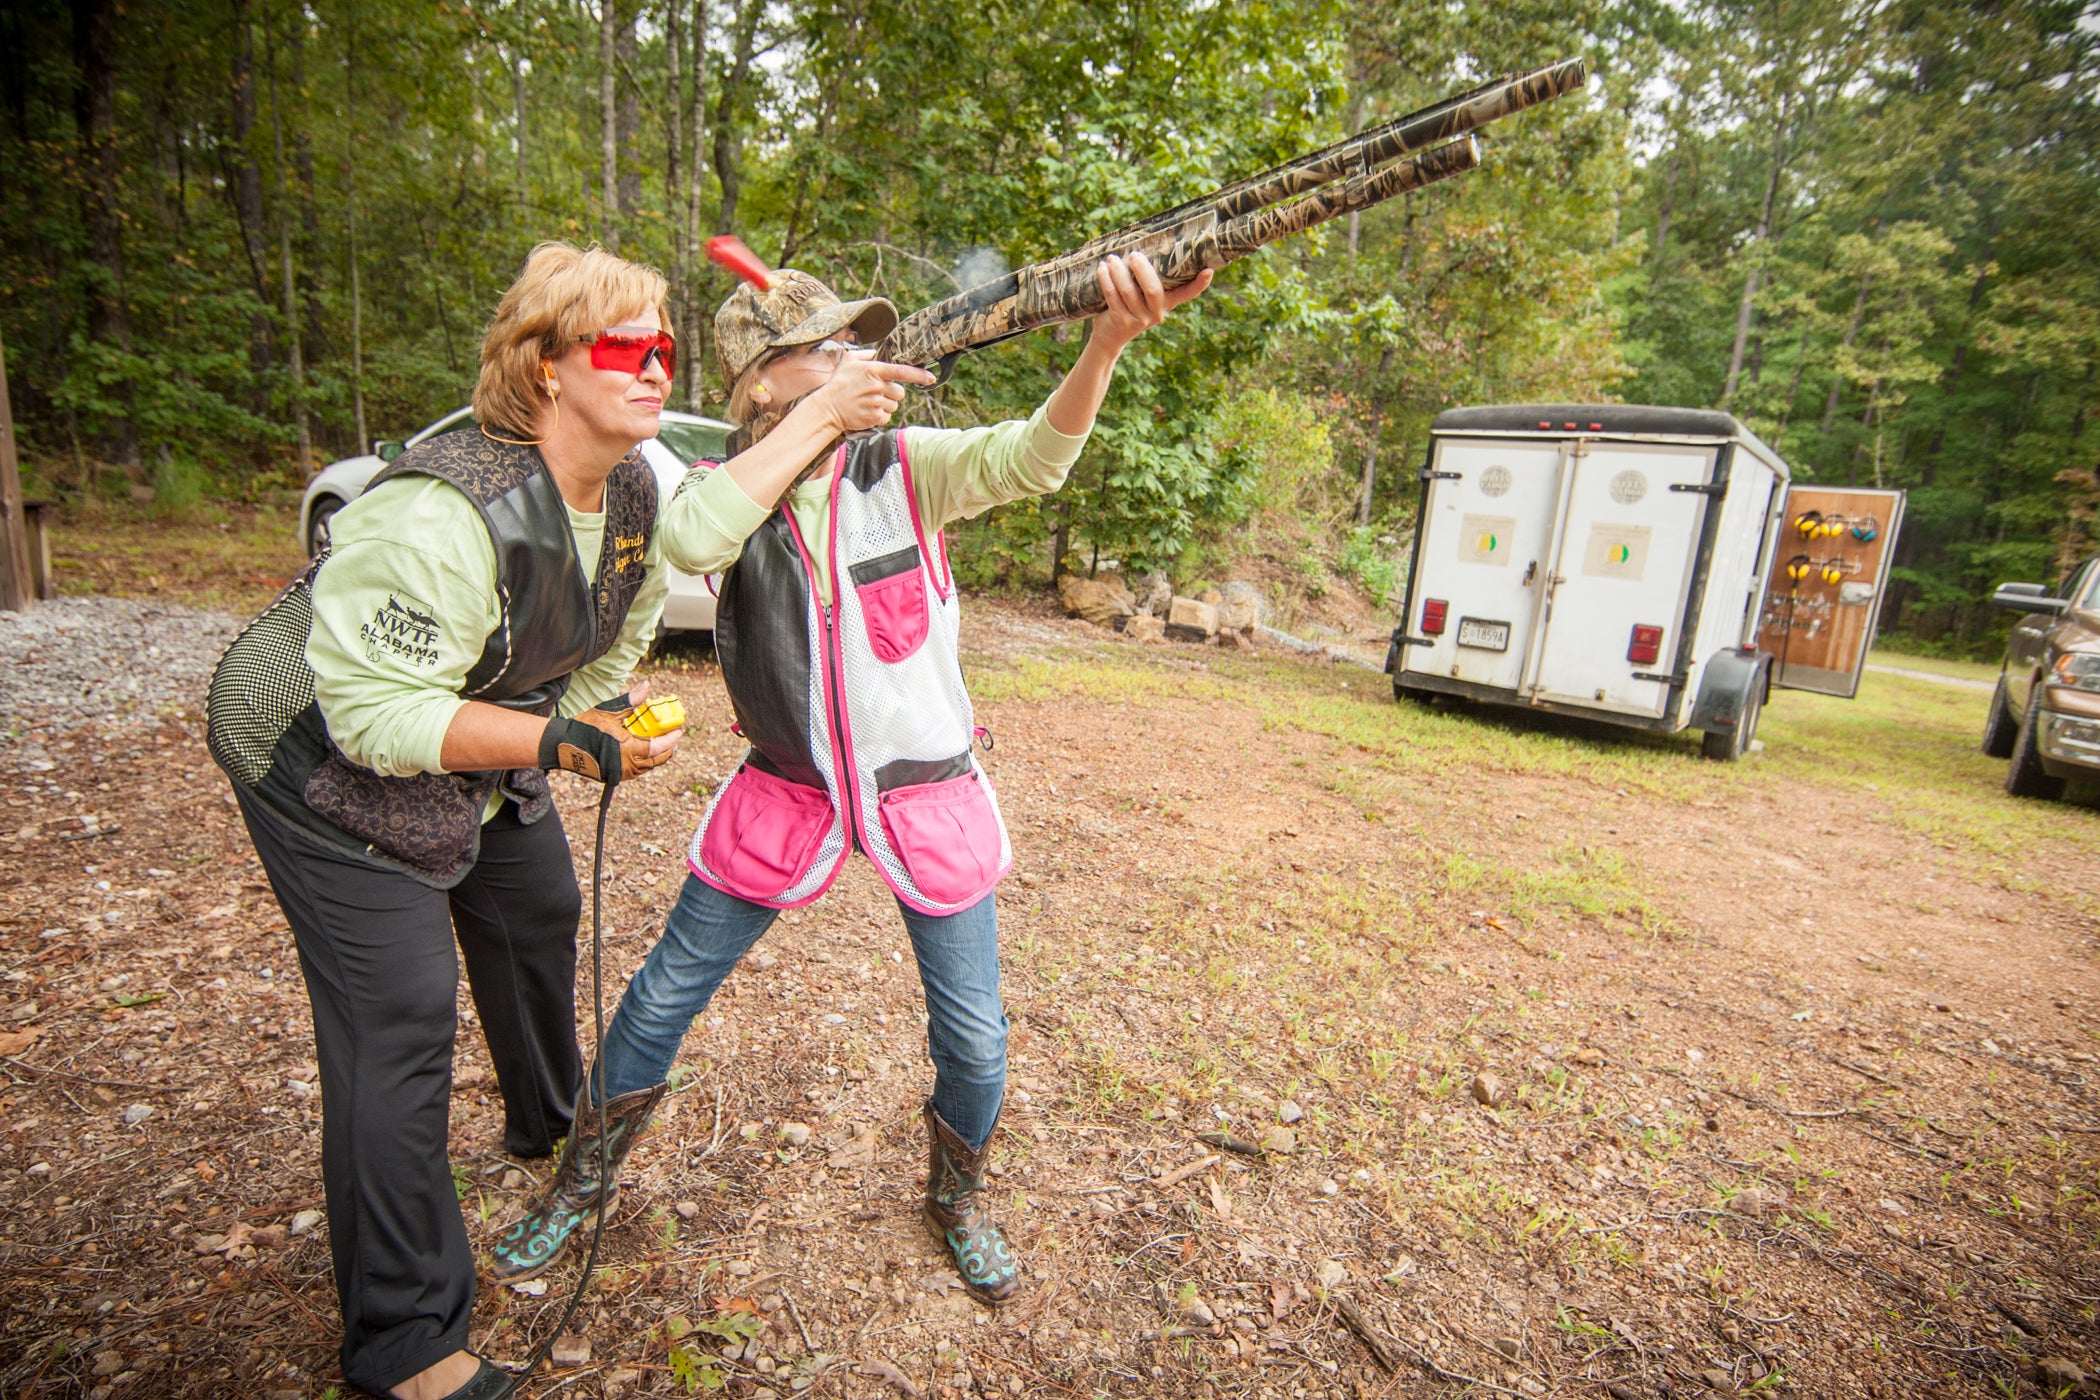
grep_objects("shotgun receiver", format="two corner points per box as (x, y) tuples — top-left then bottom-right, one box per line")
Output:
(875, 58), (1588, 378)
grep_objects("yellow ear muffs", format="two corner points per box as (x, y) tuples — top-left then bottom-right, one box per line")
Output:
(1820, 558), (1846, 585)
(1794, 510), (1824, 539)
(1786, 553), (1814, 583)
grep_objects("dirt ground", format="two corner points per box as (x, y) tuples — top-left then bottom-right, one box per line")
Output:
(3, 597), (2097, 1400)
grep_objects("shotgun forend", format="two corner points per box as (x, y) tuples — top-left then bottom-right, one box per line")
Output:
(878, 57), (1587, 376)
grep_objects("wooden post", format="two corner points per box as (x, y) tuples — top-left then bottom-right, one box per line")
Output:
(0, 324), (34, 613)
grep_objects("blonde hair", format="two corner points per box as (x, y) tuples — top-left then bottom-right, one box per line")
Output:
(725, 356), (779, 427)
(725, 353), (804, 450)
(473, 242), (671, 440)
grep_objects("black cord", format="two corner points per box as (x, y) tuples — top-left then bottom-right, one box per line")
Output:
(504, 782), (615, 1397)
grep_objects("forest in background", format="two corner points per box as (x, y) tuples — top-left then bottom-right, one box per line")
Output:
(2, 0), (2095, 652)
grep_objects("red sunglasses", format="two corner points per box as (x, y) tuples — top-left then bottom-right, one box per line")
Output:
(579, 328), (676, 380)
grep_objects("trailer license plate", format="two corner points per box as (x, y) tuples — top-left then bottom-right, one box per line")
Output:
(1457, 617), (1510, 652)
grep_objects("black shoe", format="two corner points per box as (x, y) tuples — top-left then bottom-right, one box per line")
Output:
(437, 1359), (514, 1400)
(363, 1356), (514, 1400)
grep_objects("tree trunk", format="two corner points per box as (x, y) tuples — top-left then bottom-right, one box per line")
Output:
(2057, 363), (2098, 575)
(712, 0), (765, 238)
(229, 0), (273, 383)
(1924, 221), (1994, 463)
(686, 0), (708, 404)
(510, 48), (529, 210)
(0, 326), (35, 611)
(1358, 345), (1395, 526)
(1777, 321), (1812, 434)
(287, 12), (327, 372)
(344, 5), (367, 455)
(616, 0), (640, 224)
(1819, 269), (1872, 435)
(1721, 151), (1782, 403)
(264, 2), (311, 475)
(1651, 146), (1680, 264)
(666, 0), (686, 398)
(73, 0), (140, 476)
(599, 0), (618, 250)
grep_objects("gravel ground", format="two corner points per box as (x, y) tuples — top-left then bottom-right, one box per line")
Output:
(0, 596), (242, 756)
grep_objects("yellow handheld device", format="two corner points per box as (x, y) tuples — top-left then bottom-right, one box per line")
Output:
(621, 695), (686, 739)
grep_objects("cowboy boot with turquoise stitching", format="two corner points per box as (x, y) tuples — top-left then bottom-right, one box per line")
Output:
(488, 1080), (666, 1283)
(921, 1099), (1020, 1305)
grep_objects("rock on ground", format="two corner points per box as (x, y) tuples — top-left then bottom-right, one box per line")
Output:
(1217, 580), (1262, 633)
(1132, 571), (1172, 617)
(1166, 596), (1219, 643)
(1056, 573), (1136, 628)
(1122, 614), (1166, 643)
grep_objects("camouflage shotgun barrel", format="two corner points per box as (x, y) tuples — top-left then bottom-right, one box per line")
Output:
(878, 57), (1588, 375)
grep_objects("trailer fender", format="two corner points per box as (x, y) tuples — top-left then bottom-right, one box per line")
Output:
(1690, 647), (1773, 735)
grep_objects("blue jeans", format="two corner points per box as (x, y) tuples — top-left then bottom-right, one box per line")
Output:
(597, 874), (1007, 1149)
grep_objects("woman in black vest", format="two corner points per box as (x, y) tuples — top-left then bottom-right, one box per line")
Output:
(205, 244), (693, 1400)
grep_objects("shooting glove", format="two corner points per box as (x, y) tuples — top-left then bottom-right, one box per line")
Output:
(539, 715), (624, 786)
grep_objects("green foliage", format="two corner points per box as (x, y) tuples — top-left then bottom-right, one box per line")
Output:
(4, 0), (2094, 648)
(665, 1306), (765, 1393)
(1338, 527), (1403, 607)
(1214, 386), (1336, 522)
(665, 1342), (722, 1393)
(1617, 0), (2100, 653)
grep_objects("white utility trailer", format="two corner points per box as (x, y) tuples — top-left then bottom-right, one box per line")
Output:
(1384, 405), (1904, 759)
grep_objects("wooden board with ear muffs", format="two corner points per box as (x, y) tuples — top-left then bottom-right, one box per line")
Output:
(1755, 485), (1907, 697)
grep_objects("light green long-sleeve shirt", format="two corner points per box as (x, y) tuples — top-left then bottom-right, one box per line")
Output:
(663, 406), (1091, 603)
(306, 408), (1086, 783)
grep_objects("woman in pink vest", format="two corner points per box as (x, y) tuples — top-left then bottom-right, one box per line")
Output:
(493, 252), (1208, 1303)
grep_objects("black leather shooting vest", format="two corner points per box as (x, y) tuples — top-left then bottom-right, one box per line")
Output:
(205, 431), (658, 887)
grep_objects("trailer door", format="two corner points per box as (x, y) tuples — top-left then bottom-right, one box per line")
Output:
(1528, 441), (1719, 720)
(1755, 486), (1906, 697)
(1400, 437), (1568, 692)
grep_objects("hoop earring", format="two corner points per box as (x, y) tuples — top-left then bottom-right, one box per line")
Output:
(481, 391), (559, 448)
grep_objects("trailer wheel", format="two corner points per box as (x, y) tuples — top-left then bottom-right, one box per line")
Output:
(2004, 687), (2066, 801)
(1980, 674), (2019, 758)
(1699, 680), (1762, 762)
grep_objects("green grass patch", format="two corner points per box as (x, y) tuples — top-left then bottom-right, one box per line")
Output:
(967, 627), (2099, 898)
(49, 499), (307, 615)
(1444, 842), (1667, 937)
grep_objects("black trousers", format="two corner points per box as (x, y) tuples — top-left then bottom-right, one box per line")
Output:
(237, 792), (584, 1395)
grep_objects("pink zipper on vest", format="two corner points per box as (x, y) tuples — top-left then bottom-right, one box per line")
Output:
(778, 443), (867, 856)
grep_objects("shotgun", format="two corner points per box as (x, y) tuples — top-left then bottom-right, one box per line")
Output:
(876, 58), (1588, 377)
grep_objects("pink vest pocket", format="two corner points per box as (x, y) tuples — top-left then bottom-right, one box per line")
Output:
(699, 764), (835, 901)
(878, 772), (1006, 906)
(850, 548), (930, 664)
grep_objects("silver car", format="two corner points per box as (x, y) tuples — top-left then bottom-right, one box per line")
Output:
(298, 407), (733, 634)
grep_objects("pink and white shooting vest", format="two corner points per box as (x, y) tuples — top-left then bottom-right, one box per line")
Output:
(684, 429), (1011, 915)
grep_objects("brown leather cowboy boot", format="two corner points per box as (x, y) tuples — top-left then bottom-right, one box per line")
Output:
(488, 1081), (666, 1282)
(921, 1100), (1020, 1304)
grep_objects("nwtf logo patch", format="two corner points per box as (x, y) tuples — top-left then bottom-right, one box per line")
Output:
(360, 591), (444, 668)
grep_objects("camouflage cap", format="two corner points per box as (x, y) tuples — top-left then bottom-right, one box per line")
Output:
(714, 269), (899, 391)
